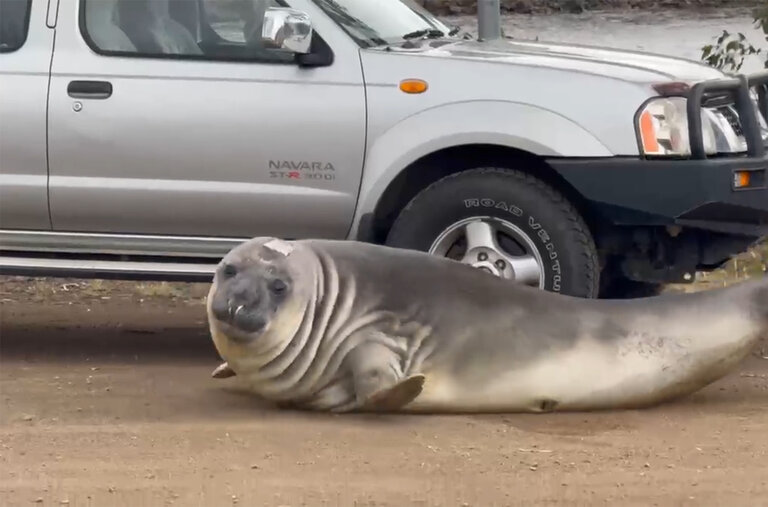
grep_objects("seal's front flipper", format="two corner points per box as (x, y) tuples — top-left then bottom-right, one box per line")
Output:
(360, 374), (426, 412)
(345, 339), (424, 412)
(211, 361), (236, 379)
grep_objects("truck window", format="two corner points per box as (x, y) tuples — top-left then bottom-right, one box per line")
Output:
(80, 0), (294, 63)
(0, 0), (32, 53)
(311, 0), (452, 48)
(202, 0), (277, 44)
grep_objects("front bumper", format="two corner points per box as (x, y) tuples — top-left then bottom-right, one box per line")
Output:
(548, 69), (768, 239)
(547, 154), (768, 237)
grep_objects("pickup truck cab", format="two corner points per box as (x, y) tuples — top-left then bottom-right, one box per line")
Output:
(1, 0), (767, 298)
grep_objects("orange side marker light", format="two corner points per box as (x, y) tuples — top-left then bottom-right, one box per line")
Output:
(400, 79), (428, 94)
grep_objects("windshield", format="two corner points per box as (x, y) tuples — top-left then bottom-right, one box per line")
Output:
(310, 0), (455, 47)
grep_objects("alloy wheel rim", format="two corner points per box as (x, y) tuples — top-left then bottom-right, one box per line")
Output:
(428, 216), (545, 288)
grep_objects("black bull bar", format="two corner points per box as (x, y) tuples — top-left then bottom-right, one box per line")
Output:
(687, 69), (768, 160)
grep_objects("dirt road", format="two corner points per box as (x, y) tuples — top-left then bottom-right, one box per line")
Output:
(1, 277), (767, 507)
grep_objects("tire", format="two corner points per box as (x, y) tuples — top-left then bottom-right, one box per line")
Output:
(385, 167), (600, 298)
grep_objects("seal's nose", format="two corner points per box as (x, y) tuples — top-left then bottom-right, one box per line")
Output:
(210, 271), (269, 333)
(211, 297), (264, 332)
(211, 296), (231, 322)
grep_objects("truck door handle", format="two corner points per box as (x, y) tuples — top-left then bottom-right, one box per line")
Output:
(67, 80), (113, 99)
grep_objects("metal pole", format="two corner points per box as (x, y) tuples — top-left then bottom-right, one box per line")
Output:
(477, 0), (501, 41)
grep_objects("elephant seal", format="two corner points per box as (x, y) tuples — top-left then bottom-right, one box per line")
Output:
(206, 236), (768, 413)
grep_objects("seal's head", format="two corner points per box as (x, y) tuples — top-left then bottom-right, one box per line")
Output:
(207, 237), (312, 347)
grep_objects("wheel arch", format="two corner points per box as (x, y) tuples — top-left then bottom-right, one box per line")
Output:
(363, 143), (606, 246)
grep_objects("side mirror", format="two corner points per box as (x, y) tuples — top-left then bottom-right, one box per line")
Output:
(261, 7), (312, 54)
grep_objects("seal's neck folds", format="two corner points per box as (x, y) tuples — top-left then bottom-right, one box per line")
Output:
(235, 248), (357, 401)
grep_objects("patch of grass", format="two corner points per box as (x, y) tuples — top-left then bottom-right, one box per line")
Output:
(667, 239), (767, 293)
(0, 276), (210, 305)
(700, 239), (767, 282)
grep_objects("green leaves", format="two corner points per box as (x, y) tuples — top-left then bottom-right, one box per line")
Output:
(700, 7), (767, 73)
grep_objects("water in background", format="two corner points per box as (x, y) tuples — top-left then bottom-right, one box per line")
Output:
(444, 7), (767, 73)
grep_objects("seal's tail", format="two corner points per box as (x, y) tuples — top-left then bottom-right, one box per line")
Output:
(748, 274), (768, 328)
(573, 275), (768, 410)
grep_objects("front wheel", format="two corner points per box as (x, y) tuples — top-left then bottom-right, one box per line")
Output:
(385, 168), (600, 298)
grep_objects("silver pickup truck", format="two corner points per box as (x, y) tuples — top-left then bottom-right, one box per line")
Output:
(1, 0), (767, 299)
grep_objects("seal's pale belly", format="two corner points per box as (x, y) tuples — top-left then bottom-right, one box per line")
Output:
(403, 312), (761, 413)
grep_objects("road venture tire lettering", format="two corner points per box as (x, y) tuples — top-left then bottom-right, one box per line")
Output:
(386, 167), (600, 298)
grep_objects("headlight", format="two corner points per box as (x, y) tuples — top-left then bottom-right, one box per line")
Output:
(750, 90), (768, 135)
(636, 97), (718, 157)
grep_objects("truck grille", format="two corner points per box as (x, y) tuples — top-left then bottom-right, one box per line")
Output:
(716, 105), (743, 137)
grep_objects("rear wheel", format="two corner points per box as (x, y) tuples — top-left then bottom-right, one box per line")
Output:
(385, 167), (600, 298)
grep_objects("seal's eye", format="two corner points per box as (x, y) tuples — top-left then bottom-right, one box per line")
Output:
(269, 278), (287, 294)
(222, 263), (237, 278)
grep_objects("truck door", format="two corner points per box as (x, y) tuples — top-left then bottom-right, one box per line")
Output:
(46, 0), (367, 239)
(0, 0), (54, 230)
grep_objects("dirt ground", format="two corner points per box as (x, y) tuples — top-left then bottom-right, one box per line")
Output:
(1, 276), (767, 507)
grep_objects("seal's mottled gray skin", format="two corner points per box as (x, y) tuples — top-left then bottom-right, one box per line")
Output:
(207, 236), (768, 413)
